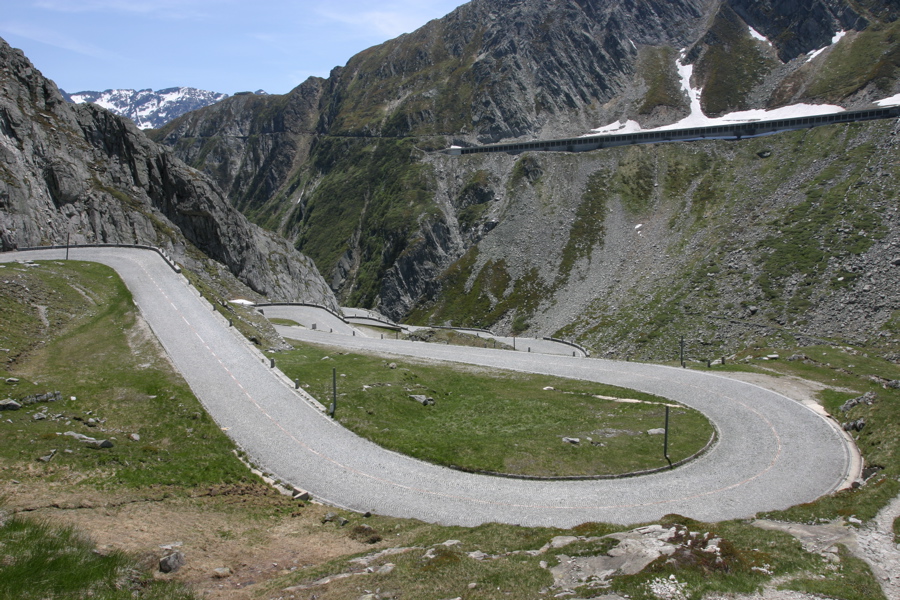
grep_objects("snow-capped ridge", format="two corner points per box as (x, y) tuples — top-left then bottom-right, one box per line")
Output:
(64, 87), (228, 129)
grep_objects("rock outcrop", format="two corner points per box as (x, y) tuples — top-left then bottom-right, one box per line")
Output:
(143, 0), (900, 359)
(0, 37), (337, 309)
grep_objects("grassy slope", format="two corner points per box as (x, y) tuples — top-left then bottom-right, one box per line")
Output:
(1, 260), (894, 600)
(275, 341), (713, 477)
(418, 119), (898, 363)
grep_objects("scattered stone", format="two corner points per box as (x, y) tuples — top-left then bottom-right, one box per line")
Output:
(63, 431), (113, 448)
(787, 354), (808, 361)
(547, 536), (580, 549)
(892, 256), (900, 266)
(33, 412), (47, 421)
(886, 380), (900, 390)
(213, 567), (232, 578)
(0, 400), (21, 411)
(5, 378), (19, 384)
(562, 437), (580, 445)
(159, 542), (183, 551)
(468, 582), (478, 589)
(766, 354), (780, 360)
(442, 540), (461, 546)
(159, 551), (185, 573)
(323, 512), (338, 523)
(843, 418), (866, 432)
(543, 386), (555, 391)
(292, 487), (311, 501)
(129, 433), (141, 442)
(647, 428), (666, 435)
(409, 394), (435, 406)
(376, 563), (394, 574)
(840, 391), (877, 412)
(18, 391), (61, 405)
(38, 449), (57, 462)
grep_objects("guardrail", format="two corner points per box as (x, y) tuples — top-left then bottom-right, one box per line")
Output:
(9, 243), (182, 273)
(429, 325), (496, 336)
(255, 302), (349, 324)
(444, 106), (900, 156)
(543, 336), (590, 357)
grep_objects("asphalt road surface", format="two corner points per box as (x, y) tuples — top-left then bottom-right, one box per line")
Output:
(2, 247), (856, 528)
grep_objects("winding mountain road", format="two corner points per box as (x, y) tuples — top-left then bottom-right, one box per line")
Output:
(2, 247), (858, 527)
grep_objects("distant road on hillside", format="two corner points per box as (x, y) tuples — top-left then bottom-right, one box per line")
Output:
(1, 247), (857, 528)
(446, 106), (900, 156)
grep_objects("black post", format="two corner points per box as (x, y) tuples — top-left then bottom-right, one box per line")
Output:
(680, 336), (685, 368)
(664, 405), (672, 468)
(65, 230), (70, 260)
(329, 367), (337, 418)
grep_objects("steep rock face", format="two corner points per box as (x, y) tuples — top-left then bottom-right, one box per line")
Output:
(0, 37), (337, 309)
(150, 79), (325, 221)
(323, 0), (713, 142)
(153, 0), (900, 350)
(410, 119), (900, 360)
(728, 0), (868, 62)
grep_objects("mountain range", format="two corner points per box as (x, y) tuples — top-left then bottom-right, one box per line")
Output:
(3, 0), (900, 361)
(62, 87), (232, 129)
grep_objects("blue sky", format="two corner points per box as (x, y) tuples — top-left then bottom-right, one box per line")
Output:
(1, 0), (470, 95)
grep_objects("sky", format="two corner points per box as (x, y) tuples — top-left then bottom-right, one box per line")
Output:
(1, 0), (470, 95)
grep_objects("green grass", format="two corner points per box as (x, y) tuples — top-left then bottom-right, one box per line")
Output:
(0, 261), (251, 490)
(781, 545), (888, 600)
(807, 21), (900, 101)
(0, 513), (193, 600)
(694, 4), (778, 115)
(276, 341), (714, 477)
(408, 247), (550, 333)
(637, 46), (685, 115)
(557, 170), (609, 283)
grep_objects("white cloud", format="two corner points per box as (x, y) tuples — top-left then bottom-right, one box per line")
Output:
(0, 21), (108, 58)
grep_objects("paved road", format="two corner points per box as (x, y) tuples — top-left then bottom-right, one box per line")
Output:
(269, 305), (587, 356)
(257, 304), (359, 336)
(2, 248), (857, 528)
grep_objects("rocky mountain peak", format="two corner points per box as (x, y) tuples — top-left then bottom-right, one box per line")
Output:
(0, 36), (337, 309)
(63, 87), (228, 129)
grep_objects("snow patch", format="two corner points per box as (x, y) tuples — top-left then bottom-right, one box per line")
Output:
(589, 48), (845, 137)
(806, 30), (846, 63)
(875, 93), (900, 107)
(748, 26), (772, 46)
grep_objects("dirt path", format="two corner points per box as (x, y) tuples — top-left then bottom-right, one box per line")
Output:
(2, 484), (366, 600)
